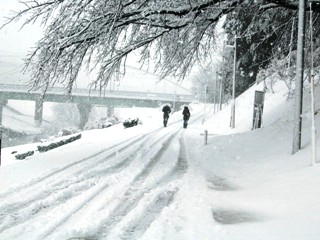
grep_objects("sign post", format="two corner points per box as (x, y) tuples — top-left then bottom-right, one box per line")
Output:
(252, 90), (265, 129)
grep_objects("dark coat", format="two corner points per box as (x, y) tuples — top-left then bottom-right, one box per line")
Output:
(182, 107), (190, 121)
(162, 105), (171, 116)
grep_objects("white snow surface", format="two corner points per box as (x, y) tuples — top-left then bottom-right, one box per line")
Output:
(0, 79), (320, 240)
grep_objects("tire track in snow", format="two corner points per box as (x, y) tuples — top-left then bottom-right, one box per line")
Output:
(0, 116), (190, 239)
(0, 125), (169, 204)
(117, 135), (189, 240)
(0, 136), (142, 211)
(33, 129), (181, 240)
(97, 132), (189, 239)
(0, 129), (173, 234)
(0, 133), (143, 198)
(120, 189), (177, 240)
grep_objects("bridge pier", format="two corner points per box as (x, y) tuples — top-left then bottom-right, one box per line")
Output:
(172, 102), (185, 112)
(77, 103), (92, 129)
(0, 99), (8, 127)
(0, 99), (6, 166)
(34, 99), (44, 127)
(107, 107), (114, 117)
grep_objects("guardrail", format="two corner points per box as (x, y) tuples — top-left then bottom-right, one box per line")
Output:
(0, 84), (194, 105)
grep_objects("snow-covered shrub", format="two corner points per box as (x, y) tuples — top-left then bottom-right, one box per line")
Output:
(84, 116), (120, 130)
(123, 118), (139, 128)
(83, 121), (99, 130)
(57, 128), (80, 137)
(37, 134), (81, 152)
(15, 151), (34, 160)
(99, 116), (119, 128)
(257, 56), (295, 99)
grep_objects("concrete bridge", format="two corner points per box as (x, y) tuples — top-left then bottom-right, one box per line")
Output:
(0, 84), (194, 129)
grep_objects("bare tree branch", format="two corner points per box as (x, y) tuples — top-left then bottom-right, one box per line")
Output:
(1, 0), (319, 93)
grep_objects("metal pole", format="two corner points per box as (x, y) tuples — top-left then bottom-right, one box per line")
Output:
(219, 41), (226, 111)
(310, 73), (316, 165)
(292, 0), (306, 154)
(309, 2), (316, 165)
(219, 73), (223, 111)
(202, 84), (207, 124)
(214, 70), (217, 114)
(230, 36), (237, 128)
(204, 130), (208, 145)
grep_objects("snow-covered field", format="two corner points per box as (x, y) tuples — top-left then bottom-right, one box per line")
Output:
(0, 78), (319, 240)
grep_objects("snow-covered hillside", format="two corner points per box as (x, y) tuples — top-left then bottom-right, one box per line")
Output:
(0, 77), (319, 240)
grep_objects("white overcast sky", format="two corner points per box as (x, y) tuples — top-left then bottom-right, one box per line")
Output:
(0, 0), (43, 56)
(0, 0), (195, 90)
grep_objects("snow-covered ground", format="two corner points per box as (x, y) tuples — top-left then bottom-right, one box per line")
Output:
(0, 77), (319, 240)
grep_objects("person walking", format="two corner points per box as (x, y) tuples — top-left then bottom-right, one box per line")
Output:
(162, 105), (171, 127)
(182, 106), (190, 128)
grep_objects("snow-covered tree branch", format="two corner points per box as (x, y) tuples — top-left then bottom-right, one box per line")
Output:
(1, 0), (320, 93)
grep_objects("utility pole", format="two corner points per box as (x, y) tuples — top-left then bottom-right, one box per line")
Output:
(309, 1), (316, 165)
(292, 0), (306, 154)
(230, 36), (237, 128)
(214, 70), (218, 114)
(219, 41), (226, 111)
(202, 84), (208, 124)
(219, 75), (223, 111)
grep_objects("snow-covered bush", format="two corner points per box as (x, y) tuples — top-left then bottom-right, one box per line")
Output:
(37, 134), (81, 152)
(15, 151), (34, 160)
(84, 116), (120, 130)
(123, 118), (140, 128)
(257, 57), (295, 99)
(57, 128), (80, 137)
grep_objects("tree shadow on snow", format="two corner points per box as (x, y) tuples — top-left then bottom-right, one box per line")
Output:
(212, 208), (264, 225)
(206, 176), (239, 191)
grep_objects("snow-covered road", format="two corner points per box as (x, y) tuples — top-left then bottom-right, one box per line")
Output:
(0, 118), (194, 240)
(2, 79), (320, 240)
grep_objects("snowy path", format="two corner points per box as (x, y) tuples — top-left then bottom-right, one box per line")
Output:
(0, 121), (191, 240)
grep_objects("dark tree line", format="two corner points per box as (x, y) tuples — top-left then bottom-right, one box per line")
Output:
(220, 4), (320, 98)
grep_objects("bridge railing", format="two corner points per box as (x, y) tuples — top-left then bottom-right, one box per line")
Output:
(0, 84), (194, 102)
